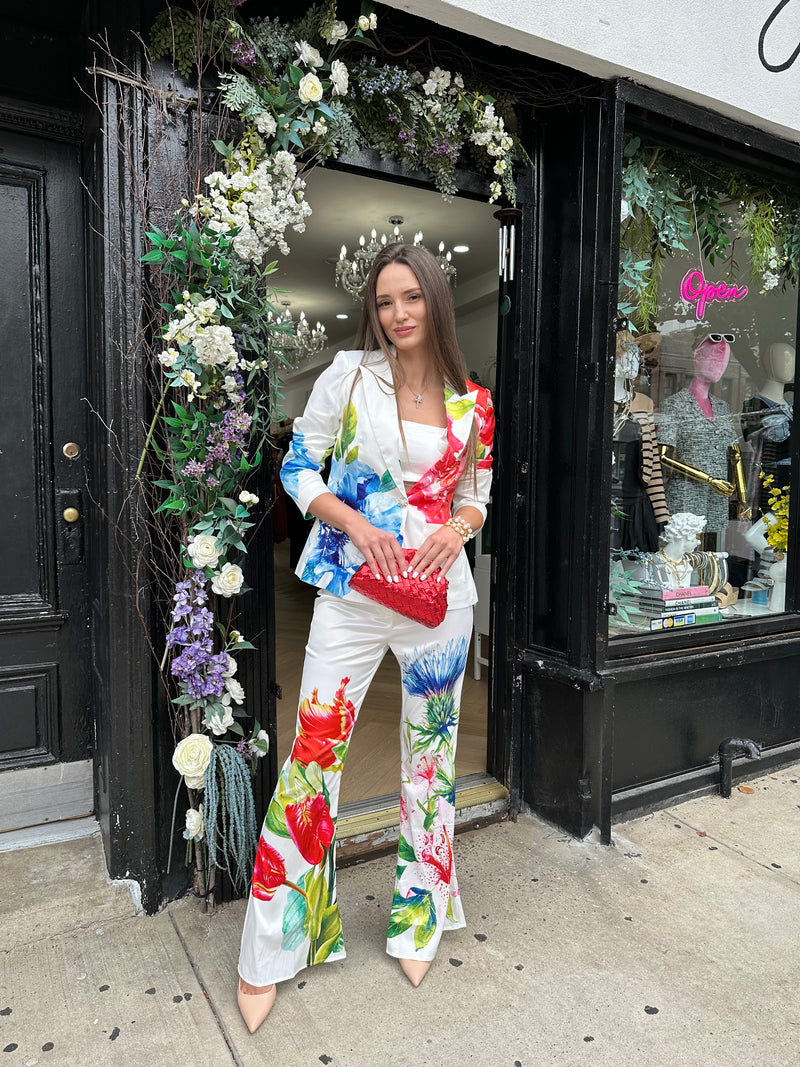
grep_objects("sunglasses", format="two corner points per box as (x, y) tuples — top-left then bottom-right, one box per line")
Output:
(704, 333), (735, 344)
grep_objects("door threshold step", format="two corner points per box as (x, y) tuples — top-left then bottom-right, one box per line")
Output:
(336, 774), (509, 865)
(0, 815), (100, 853)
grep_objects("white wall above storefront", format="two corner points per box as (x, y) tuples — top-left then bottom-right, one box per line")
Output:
(386, 0), (800, 143)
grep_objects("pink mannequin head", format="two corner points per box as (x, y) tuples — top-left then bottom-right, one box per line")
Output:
(692, 336), (731, 383)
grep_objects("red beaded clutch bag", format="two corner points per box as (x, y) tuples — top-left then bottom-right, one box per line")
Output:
(348, 548), (448, 628)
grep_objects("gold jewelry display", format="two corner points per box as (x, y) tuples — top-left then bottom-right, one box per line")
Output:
(446, 515), (473, 544)
(657, 549), (691, 585)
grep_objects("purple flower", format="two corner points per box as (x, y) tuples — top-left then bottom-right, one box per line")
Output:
(182, 458), (208, 479)
(231, 38), (256, 68)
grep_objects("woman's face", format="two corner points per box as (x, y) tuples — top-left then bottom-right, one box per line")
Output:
(375, 262), (428, 355)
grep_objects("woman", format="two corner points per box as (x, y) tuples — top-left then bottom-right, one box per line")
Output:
(237, 242), (494, 1032)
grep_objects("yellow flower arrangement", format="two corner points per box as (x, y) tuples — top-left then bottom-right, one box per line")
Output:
(760, 473), (789, 554)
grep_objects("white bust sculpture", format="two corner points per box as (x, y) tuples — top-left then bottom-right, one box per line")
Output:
(652, 512), (707, 589)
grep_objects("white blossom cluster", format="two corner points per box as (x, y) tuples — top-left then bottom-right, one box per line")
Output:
(761, 246), (781, 292)
(158, 294), (240, 401)
(470, 102), (515, 202)
(193, 149), (312, 261)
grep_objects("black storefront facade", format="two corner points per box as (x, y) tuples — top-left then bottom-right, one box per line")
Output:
(3, 2), (800, 911)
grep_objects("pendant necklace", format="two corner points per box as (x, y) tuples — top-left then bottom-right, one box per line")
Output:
(406, 382), (425, 408)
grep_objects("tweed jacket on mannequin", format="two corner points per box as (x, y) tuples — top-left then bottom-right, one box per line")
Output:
(280, 349), (494, 608)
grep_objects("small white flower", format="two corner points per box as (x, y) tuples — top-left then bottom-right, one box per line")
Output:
(229, 630), (245, 645)
(313, 117), (328, 136)
(358, 14), (371, 31)
(248, 729), (269, 758)
(493, 159), (507, 175)
(225, 677), (245, 705)
(187, 534), (221, 569)
(175, 369), (198, 391)
(369, 13), (378, 28)
(328, 20), (348, 42)
(172, 734), (213, 790)
(239, 490), (260, 506)
(184, 808), (204, 841)
(211, 562), (244, 597)
(209, 705), (235, 736)
(194, 324), (238, 368)
(330, 59), (349, 97)
(298, 72), (323, 105)
(223, 374), (240, 396)
(157, 348), (180, 368)
(295, 40), (323, 68)
(489, 181), (502, 202)
(255, 111), (277, 137)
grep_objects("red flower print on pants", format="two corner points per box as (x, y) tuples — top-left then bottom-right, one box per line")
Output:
(285, 792), (335, 865)
(291, 677), (356, 769)
(252, 837), (287, 900)
(416, 823), (454, 906)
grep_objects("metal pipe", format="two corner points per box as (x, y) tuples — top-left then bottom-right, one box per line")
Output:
(710, 737), (762, 798)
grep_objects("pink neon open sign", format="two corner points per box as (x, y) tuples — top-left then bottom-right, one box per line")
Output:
(680, 269), (748, 320)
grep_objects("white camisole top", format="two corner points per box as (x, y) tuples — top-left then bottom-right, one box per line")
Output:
(399, 420), (448, 484)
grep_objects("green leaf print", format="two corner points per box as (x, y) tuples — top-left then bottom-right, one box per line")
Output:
(333, 402), (357, 460)
(281, 873), (308, 951)
(379, 470), (397, 492)
(445, 396), (474, 420)
(397, 834), (416, 863)
(388, 887), (437, 950)
(264, 760), (325, 837)
(345, 445), (359, 463)
(303, 866), (327, 943)
(308, 904), (344, 965)
(264, 795), (291, 839)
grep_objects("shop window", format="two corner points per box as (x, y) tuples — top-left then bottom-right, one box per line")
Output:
(609, 137), (798, 638)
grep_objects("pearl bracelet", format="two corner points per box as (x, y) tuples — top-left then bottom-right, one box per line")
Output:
(446, 515), (473, 544)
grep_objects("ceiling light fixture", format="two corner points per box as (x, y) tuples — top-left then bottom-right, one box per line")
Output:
(334, 217), (458, 300)
(267, 303), (327, 367)
(453, 244), (470, 253)
(336, 313), (349, 320)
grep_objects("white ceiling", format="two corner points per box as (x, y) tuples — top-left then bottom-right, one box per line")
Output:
(272, 165), (501, 352)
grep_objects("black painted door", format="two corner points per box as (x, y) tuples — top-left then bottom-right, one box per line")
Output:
(0, 124), (91, 826)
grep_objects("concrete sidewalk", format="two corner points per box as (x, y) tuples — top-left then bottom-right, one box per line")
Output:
(1, 767), (798, 1067)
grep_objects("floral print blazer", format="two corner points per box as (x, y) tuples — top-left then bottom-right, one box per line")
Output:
(280, 349), (494, 608)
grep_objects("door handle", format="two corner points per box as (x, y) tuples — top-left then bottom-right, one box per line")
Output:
(63, 507), (80, 523)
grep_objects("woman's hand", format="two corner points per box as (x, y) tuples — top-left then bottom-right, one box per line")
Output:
(408, 525), (465, 582)
(346, 513), (407, 582)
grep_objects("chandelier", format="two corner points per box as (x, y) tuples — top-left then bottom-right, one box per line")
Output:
(268, 304), (327, 368)
(335, 218), (457, 300)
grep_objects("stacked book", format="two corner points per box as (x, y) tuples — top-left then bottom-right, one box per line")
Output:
(625, 585), (723, 631)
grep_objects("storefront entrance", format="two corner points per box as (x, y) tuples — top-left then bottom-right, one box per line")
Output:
(267, 165), (510, 856)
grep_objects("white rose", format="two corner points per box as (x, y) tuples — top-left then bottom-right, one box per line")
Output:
(172, 733), (213, 790)
(369, 13), (378, 29)
(184, 807), (205, 841)
(295, 40), (323, 68)
(298, 73), (323, 105)
(211, 562), (244, 597)
(187, 534), (220, 569)
(248, 729), (269, 758)
(330, 59), (349, 97)
(209, 705), (234, 736)
(238, 490), (259, 506)
(158, 348), (179, 367)
(255, 111), (277, 137)
(328, 20), (348, 42)
(223, 654), (237, 677)
(358, 14), (370, 31)
(225, 677), (245, 705)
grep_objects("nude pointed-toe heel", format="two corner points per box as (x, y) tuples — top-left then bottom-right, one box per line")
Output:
(399, 958), (432, 987)
(237, 978), (276, 1033)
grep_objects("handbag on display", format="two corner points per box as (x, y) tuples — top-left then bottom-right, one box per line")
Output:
(348, 547), (448, 627)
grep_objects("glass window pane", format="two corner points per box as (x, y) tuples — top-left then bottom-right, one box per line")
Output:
(609, 139), (797, 638)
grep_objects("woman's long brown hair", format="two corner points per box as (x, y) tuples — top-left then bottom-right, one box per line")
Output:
(354, 242), (477, 474)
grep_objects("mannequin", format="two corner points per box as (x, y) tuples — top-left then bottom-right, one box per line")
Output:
(741, 342), (794, 518)
(611, 331), (669, 552)
(657, 335), (750, 546)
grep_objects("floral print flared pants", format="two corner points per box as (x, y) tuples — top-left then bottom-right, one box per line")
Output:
(238, 591), (473, 986)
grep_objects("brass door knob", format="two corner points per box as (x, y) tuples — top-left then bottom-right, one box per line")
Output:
(63, 507), (80, 523)
(62, 442), (80, 459)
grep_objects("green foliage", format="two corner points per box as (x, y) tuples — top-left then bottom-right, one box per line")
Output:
(609, 560), (645, 626)
(149, 3), (233, 78)
(619, 134), (800, 328)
